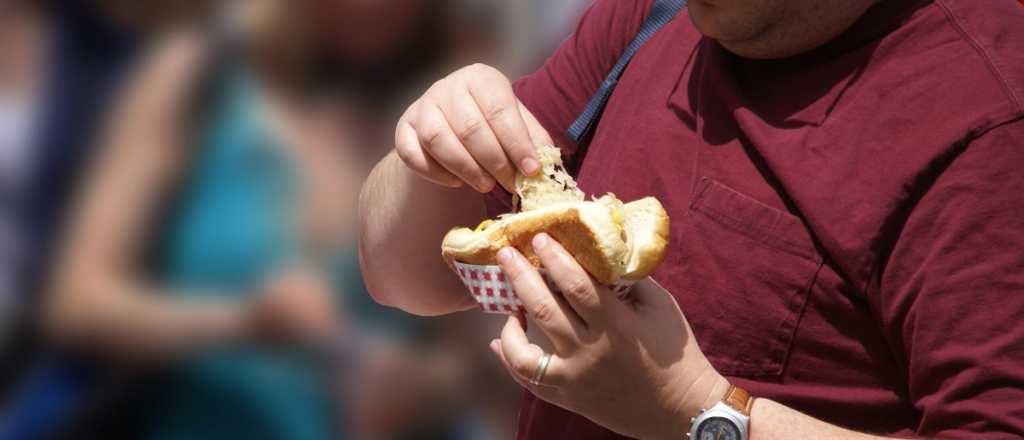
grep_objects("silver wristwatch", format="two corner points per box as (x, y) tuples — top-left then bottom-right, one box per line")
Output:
(687, 384), (752, 440)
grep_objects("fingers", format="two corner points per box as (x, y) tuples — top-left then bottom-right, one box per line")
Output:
(497, 315), (565, 388)
(496, 247), (585, 348)
(629, 277), (682, 317)
(394, 106), (462, 188)
(394, 64), (549, 191)
(412, 102), (496, 193)
(442, 86), (516, 191)
(491, 341), (565, 399)
(464, 64), (540, 176)
(490, 340), (530, 388)
(531, 233), (606, 325)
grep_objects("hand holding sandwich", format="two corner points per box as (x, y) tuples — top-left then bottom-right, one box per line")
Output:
(369, 63), (908, 439)
(489, 233), (729, 440)
(413, 64), (726, 438)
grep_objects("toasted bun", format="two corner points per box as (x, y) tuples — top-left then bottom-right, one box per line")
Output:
(442, 200), (626, 284)
(441, 196), (669, 284)
(442, 144), (669, 284)
(619, 197), (670, 280)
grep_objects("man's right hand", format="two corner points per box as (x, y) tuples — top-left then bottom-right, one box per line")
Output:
(395, 63), (554, 192)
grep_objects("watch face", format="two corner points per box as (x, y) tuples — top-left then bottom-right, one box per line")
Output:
(696, 417), (741, 440)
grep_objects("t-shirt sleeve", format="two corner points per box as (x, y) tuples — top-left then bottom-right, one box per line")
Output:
(485, 0), (657, 217)
(875, 119), (1024, 438)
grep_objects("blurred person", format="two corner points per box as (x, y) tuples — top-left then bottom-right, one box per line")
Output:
(1, 0), (146, 397)
(1, 1), (228, 437)
(1, 0), (51, 346)
(360, 1), (1024, 440)
(38, 0), (519, 439)
(2, 0), (214, 354)
(38, 2), (349, 439)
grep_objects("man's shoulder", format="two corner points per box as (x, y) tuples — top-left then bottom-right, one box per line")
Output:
(512, 0), (669, 156)
(840, 0), (1024, 147)
(571, 0), (661, 59)
(911, 0), (1024, 119)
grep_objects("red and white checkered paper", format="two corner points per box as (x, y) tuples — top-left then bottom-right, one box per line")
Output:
(453, 261), (637, 314)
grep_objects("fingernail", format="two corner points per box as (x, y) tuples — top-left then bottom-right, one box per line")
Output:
(489, 339), (500, 352)
(521, 157), (539, 175)
(497, 247), (514, 264)
(532, 233), (549, 249)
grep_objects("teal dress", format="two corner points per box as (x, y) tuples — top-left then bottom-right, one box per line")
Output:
(147, 71), (339, 440)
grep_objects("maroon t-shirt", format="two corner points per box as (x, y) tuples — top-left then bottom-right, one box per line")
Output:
(494, 0), (1024, 438)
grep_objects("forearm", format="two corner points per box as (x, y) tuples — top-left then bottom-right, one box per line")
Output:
(358, 151), (484, 316)
(46, 282), (249, 361)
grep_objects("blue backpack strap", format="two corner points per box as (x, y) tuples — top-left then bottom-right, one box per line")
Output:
(566, 0), (687, 144)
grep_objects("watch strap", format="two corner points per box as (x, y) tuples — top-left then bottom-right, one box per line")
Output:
(723, 384), (754, 416)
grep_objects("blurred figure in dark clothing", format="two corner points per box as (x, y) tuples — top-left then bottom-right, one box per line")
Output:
(1, 0), (140, 395)
(1, 0), (211, 437)
(1, 0), (52, 352)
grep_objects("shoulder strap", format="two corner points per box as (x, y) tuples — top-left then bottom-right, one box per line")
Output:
(566, 0), (687, 144)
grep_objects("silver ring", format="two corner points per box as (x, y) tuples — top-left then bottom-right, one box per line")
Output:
(529, 352), (553, 386)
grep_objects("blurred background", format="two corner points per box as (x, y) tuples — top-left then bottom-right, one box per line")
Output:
(0, 0), (591, 438)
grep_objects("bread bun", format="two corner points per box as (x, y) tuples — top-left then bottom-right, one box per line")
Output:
(513, 144), (584, 211)
(442, 195), (668, 284)
(441, 144), (670, 285)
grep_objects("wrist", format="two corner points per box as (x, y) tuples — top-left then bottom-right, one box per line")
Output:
(179, 300), (252, 348)
(685, 368), (731, 420)
(656, 368), (731, 440)
(238, 298), (269, 343)
(698, 373), (732, 415)
(689, 375), (757, 440)
(239, 294), (302, 345)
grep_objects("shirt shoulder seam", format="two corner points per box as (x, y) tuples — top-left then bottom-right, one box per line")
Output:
(934, 0), (1023, 113)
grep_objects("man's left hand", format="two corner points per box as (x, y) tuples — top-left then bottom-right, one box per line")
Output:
(491, 233), (730, 440)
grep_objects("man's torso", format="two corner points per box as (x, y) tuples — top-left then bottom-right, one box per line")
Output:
(511, 0), (1024, 437)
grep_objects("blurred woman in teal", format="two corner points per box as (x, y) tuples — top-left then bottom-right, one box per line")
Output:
(41, 0), (441, 437)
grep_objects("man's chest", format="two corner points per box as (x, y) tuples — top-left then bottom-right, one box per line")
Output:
(570, 36), (900, 399)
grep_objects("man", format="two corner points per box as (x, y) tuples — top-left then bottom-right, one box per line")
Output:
(359, 0), (1024, 438)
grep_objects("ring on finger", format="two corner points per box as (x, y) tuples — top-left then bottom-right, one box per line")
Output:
(529, 352), (553, 386)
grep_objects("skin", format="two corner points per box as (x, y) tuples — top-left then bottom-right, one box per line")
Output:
(359, 63), (548, 315)
(688, 0), (880, 59)
(359, 0), (933, 438)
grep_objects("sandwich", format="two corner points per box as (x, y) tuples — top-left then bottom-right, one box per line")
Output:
(441, 145), (669, 285)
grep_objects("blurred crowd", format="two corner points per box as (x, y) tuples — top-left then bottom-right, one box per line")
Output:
(0, 0), (587, 439)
